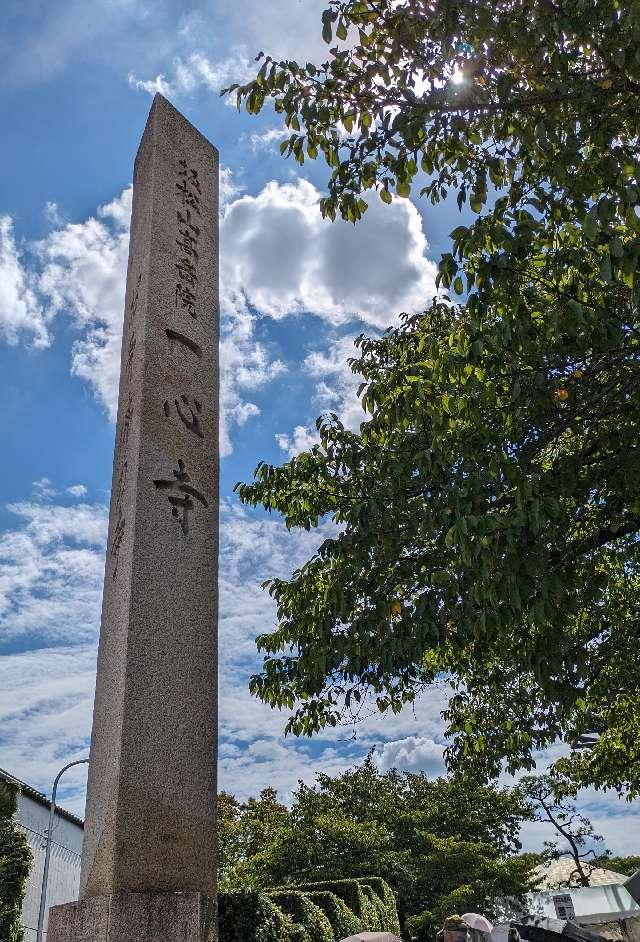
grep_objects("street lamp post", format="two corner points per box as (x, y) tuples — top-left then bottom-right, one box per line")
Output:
(35, 758), (89, 942)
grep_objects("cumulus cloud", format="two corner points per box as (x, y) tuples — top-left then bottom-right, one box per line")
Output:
(0, 215), (49, 348)
(67, 484), (88, 498)
(36, 187), (132, 420)
(276, 334), (368, 456)
(246, 127), (290, 152)
(2, 175), (436, 456)
(275, 424), (319, 459)
(129, 50), (256, 102)
(222, 179), (438, 328)
(376, 735), (447, 777)
(0, 500), (107, 646)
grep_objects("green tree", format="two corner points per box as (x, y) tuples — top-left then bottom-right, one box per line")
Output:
(219, 755), (535, 932)
(227, 0), (640, 795)
(218, 788), (290, 890)
(0, 781), (32, 942)
(594, 855), (640, 876)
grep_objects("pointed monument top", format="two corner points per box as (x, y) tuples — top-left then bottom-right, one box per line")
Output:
(137, 93), (218, 166)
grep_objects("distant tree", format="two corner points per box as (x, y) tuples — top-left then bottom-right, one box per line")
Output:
(226, 1), (640, 796)
(218, 754), (535, 933)
(593, 854), (640, 877)
(217, 787), (290, 891)
(0, 780), (32, 942)
(517, 775), (606, 888)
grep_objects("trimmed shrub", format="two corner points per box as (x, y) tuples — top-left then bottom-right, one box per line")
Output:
(296, 878), (399, 934)
(295, 881), (370, 926)
(270, 891), (335, 942)
(360, 883), (383, 932)
(305, 891), (362, 940)
(218, 888), (293, 942)
(356, 877), (401, 935)
(0, 781), (32, 942)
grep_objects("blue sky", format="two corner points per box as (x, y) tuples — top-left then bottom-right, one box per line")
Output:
(0, 0), (637, 857)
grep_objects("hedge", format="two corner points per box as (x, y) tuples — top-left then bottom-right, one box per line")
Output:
(356, 877), (401, 935)
(294, 880), (370, 927)
(218, 889), (294, 942)
(304, 891), (362, 940)
(219, 878), (400, 942)
(0, 780), (32, 942)
(269, 891), (335, 942)
(296, 878), (400, 934)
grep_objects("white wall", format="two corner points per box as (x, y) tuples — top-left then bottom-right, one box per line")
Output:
(15, 791), (83, 940)
(529, 885), (640, 921)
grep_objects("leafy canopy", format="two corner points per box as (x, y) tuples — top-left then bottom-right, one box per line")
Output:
(227, 0), (640, 795)
(217, 755), (536, 934)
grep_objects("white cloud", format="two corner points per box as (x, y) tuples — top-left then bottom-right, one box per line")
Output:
(221, 179), (437, 328)
(67, 484), (88, 498)
(36, 187), (132, 421)
(375, 735), (447, 777)
(1, 489), (638, 848)
(44, 201), (64, 227)
(3, 176), (436, 456)
(275, 424), (319, 458)
(129, 50), (256, 102)
(0, 500), (107, 645)
(247, 127), (290, 152)
(276, 334), (368, 456)
(0, 215), (49, 348)
(213, 0), (328, 65)
(32, 477), (57, 501)
(219, 167), (244, 210)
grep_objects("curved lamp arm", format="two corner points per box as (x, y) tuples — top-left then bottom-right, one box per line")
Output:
(35, 758), (89, 942)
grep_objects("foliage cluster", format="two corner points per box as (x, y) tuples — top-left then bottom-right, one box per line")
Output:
(295, 878), (400, 934)
(304, 892), (362, 940)
(0, 781), (32, 942)
(219, 877), (399, 942)
(227, 0), (640, 796)
(217, 757), (536, 935)
(269, 891), (335, 942)
(601, 855), (640, 876)
(218, 889), (294, 942)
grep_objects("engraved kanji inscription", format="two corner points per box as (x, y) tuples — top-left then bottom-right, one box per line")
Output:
(165, 329), (202, 358)
(110, 516), (126, 580)
(153, 458), (208, 535)
(175, 255), (198, 288)
(126, 331), (137, 382)
(119, 394), (134, 449)
(176, 283), (197, 318)
(164, 395), (204, 438)
(176, 159), (202, 215)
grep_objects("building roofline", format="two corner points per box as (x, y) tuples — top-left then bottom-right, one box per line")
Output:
(0, 768), (85, 830)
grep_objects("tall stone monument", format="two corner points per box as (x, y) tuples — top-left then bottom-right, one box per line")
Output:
(48, 94), (219, 942)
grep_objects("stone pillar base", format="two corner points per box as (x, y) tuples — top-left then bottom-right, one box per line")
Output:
(47, 891), (216, 942)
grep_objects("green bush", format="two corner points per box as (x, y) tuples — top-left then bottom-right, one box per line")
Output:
(270, 891), (335, 942)
(296, 879), (399, 934)
(0, 781), (32, 942)
(356, 877), (401, 935)
(296, 881), (369, 926)
(218, 888), (293, 942)
(305, 891), (362, 939)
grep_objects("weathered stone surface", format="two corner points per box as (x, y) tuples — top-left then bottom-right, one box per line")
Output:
(77, 92), (219, 902)
(48, 892), (216, 942)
